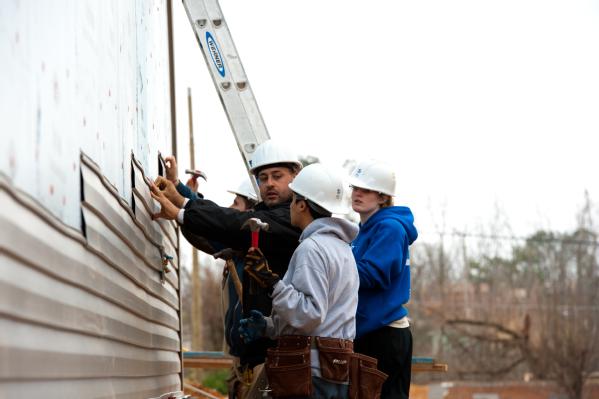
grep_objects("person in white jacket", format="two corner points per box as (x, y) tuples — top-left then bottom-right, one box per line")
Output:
(239, 163), (359, 399)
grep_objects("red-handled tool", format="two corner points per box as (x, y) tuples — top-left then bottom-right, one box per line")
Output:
(241, 217), (269, 248)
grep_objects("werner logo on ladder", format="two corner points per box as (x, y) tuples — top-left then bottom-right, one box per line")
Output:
(205, 31), (225, 77)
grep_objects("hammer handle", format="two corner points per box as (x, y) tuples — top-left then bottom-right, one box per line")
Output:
(225, 259), (243, 305)
(251, 231), (259, 248)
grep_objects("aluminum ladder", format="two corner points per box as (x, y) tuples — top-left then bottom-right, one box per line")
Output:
(182, 0), (270, 182)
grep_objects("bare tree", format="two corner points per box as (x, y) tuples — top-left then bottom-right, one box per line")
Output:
(439, 197), (599, 398)
(201, 263), (226, 350)
(181, 260), (226, 351)
(410, 195), (599, 398)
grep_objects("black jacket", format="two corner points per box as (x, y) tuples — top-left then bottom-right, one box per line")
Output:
(182, 198), (300, 272)
(182, 198), (301, 366)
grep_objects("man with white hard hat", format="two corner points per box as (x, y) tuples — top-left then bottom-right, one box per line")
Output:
(238, 163), (379, 398)
(150, 139), (303, 373)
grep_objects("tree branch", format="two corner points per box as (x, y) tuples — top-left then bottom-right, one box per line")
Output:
(445, 318), (523, 341)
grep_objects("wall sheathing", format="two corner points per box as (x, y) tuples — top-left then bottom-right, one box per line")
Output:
(0, 0), (172, 229)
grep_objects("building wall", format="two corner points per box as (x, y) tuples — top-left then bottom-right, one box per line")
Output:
(0, 1), (182, 398)
(0, 0), (172, 229)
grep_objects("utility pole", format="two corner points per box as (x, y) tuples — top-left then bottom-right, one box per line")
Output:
(188, 88), (203, 354)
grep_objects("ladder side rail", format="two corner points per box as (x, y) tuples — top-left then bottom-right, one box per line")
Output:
(182, 0), (269, 190)
(204, 0), (247, 83)
(203, 1), (271, 158)
(204, 0), (271, 148)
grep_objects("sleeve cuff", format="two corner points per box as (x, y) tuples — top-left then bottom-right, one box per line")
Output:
(177, 209), (185, 225)
(183, 198), (190, 207)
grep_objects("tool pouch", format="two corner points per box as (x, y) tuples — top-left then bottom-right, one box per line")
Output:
(265, 336), (313, 398)
(348, 353), (388, 399)
(315, 337), (353, 383)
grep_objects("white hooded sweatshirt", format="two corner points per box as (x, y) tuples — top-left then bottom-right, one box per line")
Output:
(265, 217), (359, 377)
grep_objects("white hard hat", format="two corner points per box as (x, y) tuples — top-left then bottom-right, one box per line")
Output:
(227, 179), (258, 202)
(249, 139), (302, 174)
(348, 159), (396, 196)
(288, 163), (348, 214)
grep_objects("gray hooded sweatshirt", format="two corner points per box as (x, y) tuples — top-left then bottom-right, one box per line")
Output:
(265, 217), (359, 377)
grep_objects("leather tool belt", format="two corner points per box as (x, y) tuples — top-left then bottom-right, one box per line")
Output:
(348, 353), (388, 399)
(265, 335), (312, 398)
(265, 335), (387, 399)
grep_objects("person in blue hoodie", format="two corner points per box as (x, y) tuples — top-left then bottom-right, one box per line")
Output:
(348, 159), (418, 399)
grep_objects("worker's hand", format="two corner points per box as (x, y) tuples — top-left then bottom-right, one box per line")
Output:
(164, 156), (179, 184)
(154, 176), (186, 208)
(239, 310), (267, 342)
(149, 183), (180, 221)
(244, 247), (280, 289)
(186, 177), (199, 193)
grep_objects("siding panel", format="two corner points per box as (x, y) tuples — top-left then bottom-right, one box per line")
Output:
(82, 155), (179, 272)
(81, 163), (163, 271)
(0, 376), (181, 399)
(131, 188), (179, 271)
(0, 188), (179, 330)
(82, 204), (180, 295)
(0, 256), (180, 351)
(0, 153), (182, 397)
(0, 319), (181, 379)
(131, 157), (179, 250)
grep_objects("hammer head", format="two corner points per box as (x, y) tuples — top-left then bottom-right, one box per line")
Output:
(241, 217), (270, 232)
(213, 248), (243, 261)
(185, 168), (208, 182)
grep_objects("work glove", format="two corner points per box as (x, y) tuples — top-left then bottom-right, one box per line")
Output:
(239, 310), (267, 342)
(244, 247), (280, 289)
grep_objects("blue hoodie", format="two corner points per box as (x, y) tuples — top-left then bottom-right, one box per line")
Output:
(351, 206), (418, 338)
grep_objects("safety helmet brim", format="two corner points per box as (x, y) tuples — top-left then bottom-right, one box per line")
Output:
(348, 176), (395, 197)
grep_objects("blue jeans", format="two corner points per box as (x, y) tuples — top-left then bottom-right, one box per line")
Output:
(279, 376), (348, 399)
(311, 376), (349, 399)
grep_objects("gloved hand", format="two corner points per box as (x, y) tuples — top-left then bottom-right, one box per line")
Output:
(239, 310), (267, 342)
(244, 247), (280, 289)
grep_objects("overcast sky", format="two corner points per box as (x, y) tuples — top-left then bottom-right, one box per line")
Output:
(171, 0), (599, 242)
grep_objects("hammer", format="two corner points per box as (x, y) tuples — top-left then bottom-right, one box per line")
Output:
(240, 218), (270, 301)
(241, 217), (269, 248)
(185, 168), (208, 182)
(213, 248), (244, 305)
